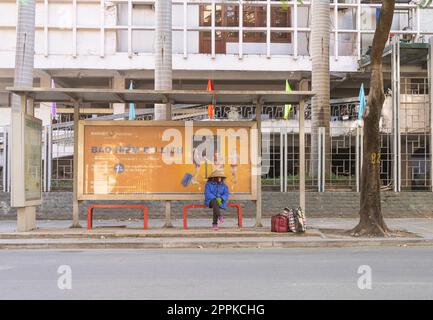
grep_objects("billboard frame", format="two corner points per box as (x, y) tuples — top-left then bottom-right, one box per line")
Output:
(77, 120), (258, 201)
(11, 112), (43, 207)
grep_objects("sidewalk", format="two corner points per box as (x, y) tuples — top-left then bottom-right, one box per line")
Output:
(0, 218), (432, 249)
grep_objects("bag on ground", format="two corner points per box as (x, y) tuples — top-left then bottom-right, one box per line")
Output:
(284, 207), (297, 232)
(293, 207), (307, 232)
(271, 213), (289, 233)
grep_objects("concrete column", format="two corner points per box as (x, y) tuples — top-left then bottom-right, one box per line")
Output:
(164, 200), (173, 228)
(17, 207), (36, 232)
(113, 75), (126, 118)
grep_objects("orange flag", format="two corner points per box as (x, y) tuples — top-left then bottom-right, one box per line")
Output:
(207, 79), (214, 119)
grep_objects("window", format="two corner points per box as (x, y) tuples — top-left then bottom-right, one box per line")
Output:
(199, 4), (291, 54)
(271, 7), (292, 43)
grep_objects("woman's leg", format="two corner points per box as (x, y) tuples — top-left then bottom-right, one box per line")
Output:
(209, 199), (220, 225)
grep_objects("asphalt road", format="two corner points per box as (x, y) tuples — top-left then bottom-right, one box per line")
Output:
(0, 247), (432, 300)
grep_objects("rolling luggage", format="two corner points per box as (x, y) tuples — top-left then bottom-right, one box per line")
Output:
(271, 214), (289, 233)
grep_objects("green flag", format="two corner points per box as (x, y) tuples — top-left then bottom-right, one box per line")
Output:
(283, 80), (292, 120)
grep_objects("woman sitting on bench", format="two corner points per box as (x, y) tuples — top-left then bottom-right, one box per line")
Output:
(205, 170), (230, 230)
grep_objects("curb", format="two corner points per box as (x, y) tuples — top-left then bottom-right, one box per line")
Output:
(1, 238), (433, 250)
(0, 229), (325, 240)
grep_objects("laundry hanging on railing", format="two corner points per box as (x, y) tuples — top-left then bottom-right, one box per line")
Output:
(283, 80), (292, 120)
(128, 80), (136, 120)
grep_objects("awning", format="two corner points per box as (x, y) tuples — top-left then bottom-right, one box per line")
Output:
(7, 87), (314, 105)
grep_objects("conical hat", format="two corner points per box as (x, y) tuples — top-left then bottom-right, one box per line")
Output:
(209, 169), (226, 179)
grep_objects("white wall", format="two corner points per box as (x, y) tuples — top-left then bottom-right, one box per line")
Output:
(0, 1), (431, 73)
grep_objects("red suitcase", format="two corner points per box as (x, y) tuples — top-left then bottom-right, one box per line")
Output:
(271, 214), (289, 232)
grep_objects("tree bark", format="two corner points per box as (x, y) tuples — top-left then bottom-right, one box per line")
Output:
(12, 0), (36, 112)
(352, 0), (395, 237)
(310, 0), (331, 179)
(154, 0), (172, 120)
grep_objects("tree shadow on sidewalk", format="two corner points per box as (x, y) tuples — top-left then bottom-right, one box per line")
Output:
(318, 228), (421, 239)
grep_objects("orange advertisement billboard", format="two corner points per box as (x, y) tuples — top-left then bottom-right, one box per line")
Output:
(77, 121), (257, 200)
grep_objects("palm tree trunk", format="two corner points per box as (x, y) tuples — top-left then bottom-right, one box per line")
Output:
(310, 0), (331, 179)
(154, 0), (172, 120)
(11, 0), (36, 232)
(351, 0), (395, 237)
(12, 0), (36, 112)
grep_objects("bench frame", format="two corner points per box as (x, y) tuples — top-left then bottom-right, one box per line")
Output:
(87, 204), (148, 230)
(183, 203), (242, 230)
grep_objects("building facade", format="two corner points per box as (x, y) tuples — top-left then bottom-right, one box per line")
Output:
(0, 0), (433, 193)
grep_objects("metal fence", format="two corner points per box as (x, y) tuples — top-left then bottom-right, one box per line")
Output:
(0, 126), (9, 192)
(1, 82), (431, 193)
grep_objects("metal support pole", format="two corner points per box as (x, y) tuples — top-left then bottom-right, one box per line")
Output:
(2, 126), (10, 192)
(7, 125), (10, 193)
(356, 126), (364, 193)
(280, 128), (284, 192)
(397, 40), (401, 192)
(427, 38), (433, 191)
(255, 102), (263, 228)
(47, 125), (52, 192)
(164, 200), (173, 228)
(392, 39), (397, 192)
(71, 101), (81, 228)
(43, 126), (48, 192)
(211, 0), (216, 59)
(283, 127), (288, 193)
(299, 100), (306, 211)
(318, 127), (325, 192)
(392, 37), (401, 192)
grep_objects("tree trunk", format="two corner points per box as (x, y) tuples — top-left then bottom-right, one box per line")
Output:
(12, 0), (36, 112)
(154, 0), (172, 120)
(352, 0), (395, 237)
(310, 0), (331, 179)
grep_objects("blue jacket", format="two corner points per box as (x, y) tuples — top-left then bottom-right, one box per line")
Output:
(204, 181), (229, 209)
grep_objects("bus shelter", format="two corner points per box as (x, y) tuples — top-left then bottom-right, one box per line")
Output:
(7, 87), (313, 231)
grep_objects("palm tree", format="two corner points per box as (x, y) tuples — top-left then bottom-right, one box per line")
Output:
(12, 0), (36, 112)
(310, 0), (331, 180)
(154, 0), (172, 120)
(12, 0), (36, 232)
(155, 0), (173, 227)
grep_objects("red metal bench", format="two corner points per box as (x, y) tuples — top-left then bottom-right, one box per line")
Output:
(183, 203), (242, 230)
(87, 204), (148, 230)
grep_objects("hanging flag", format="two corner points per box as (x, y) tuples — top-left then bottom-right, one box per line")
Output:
(283, 80), (292, 120)
(376, 8), (381, 26)
(207, 79), (214, 120)
(128, 80), (136, 120)
(358, 83), (366, 120)
(50, 79), (57, 120)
